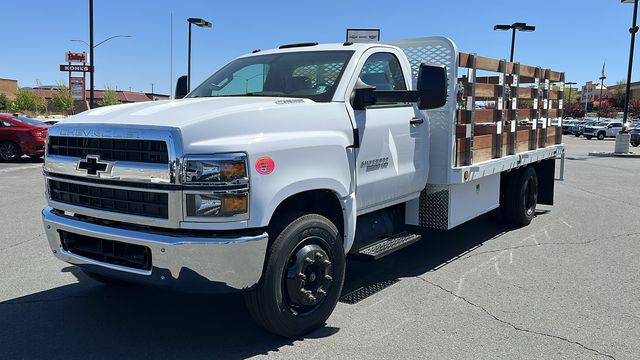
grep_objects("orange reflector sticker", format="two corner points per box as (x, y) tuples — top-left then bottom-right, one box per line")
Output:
(255, 156), (275, 175)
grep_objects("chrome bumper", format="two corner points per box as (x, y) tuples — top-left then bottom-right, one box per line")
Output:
(42, 207), (268, 293)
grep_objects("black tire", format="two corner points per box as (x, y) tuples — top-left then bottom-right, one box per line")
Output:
(505, 166), (538, 227)
(574, 133), (580, 137)
(597, 132), (605, 140)
(632, 142), (639, 147)
(585, 135), (593, 140)
(0, 141), (22, 162)
(29, 154), (43, 159)
(244, 213), (345, 338)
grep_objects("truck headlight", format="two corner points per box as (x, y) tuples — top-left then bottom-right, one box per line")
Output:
(183, 153), (247, 185)
(185, 192), (248, 217)
(182, 153), (249, 220)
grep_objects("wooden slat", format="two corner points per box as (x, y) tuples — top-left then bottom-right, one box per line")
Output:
(549, 71), (562, 82)
(459, 53), (501, 72)
(548, 90), (560, 100)
(517, 87), (536, 99)
(518, 64), (537, 78)
(548, 109), (559, 118)
(473, 83), (501, 98)
(457, 109), (498, 123)
(511, 109), (535, 120)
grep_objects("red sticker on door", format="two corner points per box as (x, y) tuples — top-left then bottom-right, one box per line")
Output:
(255, 156), (275, 175)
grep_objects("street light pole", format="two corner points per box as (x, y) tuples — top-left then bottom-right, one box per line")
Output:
(186, 17), (212, 93)
(597, 75), (606, 121)
(566, 81), (577, 111)
(89, 0), (94, 107)
(622, 0), (639, 128)
(494, 22), (536, 63)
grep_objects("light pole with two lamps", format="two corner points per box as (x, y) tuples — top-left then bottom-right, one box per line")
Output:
(493, 22), (536, 62)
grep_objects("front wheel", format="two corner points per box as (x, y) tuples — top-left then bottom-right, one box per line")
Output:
(632, 142), (639, 147)
(244, 213), (345, 338)
(597, 132), (605, 140)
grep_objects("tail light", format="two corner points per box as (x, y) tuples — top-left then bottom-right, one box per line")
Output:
(29, 128), (47, 138)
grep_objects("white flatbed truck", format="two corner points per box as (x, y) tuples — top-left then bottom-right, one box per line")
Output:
(42, 37), (565, 337)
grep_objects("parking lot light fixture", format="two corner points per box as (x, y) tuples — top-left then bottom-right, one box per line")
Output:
(187, 17), (213, 93)
(565, 81), (577, 108)
(494, 22), (536, 62)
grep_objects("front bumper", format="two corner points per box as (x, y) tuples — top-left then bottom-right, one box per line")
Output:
(42, 207), (268, 293)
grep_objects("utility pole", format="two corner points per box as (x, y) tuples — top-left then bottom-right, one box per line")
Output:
(89, 0), (94, 108)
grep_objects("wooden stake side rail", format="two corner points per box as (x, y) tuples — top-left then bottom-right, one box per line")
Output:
(455, 52), (565, 167)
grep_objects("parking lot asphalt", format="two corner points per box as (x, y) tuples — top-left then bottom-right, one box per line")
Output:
(1, 135), (638, 360)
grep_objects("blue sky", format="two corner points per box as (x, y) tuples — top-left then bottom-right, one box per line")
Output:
(0, 0), (635, 95)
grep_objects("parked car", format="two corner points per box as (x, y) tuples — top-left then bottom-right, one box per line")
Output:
(42, 119), (59, 125)
(583, 121), (623, 140)
(561, 120), (576, 134)
(630, 124), (640, 147)
(572, 120), (596, 137)
(0, 113), (49, 161)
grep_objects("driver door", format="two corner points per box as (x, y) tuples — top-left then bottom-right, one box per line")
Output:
(351, 51), (428, 213)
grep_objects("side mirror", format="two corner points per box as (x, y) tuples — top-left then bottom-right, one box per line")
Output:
(350, 63), (448, 111)
(416, 64), (447, 110)
(175, 75), (188, 99)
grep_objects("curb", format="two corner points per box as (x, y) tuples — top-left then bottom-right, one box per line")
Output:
(588, 151), (640, 158)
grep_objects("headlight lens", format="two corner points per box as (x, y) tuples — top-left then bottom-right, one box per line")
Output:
(184, 154), (247, 184)
(186, 193), (248, 217)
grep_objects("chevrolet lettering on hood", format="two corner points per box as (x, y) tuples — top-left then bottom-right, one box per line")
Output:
(58, 128), (144, 139)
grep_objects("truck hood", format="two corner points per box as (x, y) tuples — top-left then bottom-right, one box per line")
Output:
(62, 97), (317, 128)
(57, 96), (354, 155)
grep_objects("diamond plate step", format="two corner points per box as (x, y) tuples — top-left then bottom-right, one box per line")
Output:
(356, 232), (422, 260)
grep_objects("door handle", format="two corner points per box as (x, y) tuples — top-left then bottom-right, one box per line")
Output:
(410, 117), (424, 126)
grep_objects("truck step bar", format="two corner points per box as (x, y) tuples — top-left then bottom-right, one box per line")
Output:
(356, 232), (422, 260)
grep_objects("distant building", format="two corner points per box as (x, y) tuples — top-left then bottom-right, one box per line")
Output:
(0, 78), (18, 99)
(581, 81), (607, 104)
(606, 81), (640, 102)
(30, 87), (166, 104)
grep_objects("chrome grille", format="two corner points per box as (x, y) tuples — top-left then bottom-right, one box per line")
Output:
(48, 179), (169, 219)
(47, 136), (169, 164)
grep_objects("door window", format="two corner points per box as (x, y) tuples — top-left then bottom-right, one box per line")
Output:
(359, 53), (407, 92)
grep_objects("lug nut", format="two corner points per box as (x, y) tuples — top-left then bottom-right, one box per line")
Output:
(325, 275), (333, 281)
(304, 257), (313, 264)
(298, 273), (307, 280)
(317, 289), (327, 296)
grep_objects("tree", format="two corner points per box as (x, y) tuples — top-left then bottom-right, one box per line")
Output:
(564, 102), (586, 118)
(51, 81), (74, 115)
(629, 99), (640, 119)
(612, 80), (626, 109)
(0, 94), (11, 110)
(598, 101), (616, 118)
(10, 89), (46, 114)
(100, 85), (120, 106)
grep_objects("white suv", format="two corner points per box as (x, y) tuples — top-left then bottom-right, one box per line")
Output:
(583, 121), (623, 140)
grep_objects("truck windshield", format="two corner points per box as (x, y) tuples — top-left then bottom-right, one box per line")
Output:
(188, 50), (354, 102)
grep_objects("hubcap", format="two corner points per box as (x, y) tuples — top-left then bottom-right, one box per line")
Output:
(0, 144), (17, 160)
(283, 240), (333, 314)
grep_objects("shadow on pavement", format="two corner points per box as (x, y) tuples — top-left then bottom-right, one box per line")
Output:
(0, 156), (44, 164)
(0, 212), (544, 359)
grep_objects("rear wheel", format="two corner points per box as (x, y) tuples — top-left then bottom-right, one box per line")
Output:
(632, 142), (639, 147)
(0, 141), (21, 162)
(505, 166), (538, 227)
(244, 213), (345, 338)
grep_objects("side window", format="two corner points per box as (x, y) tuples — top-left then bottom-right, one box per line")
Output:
(359, 52), (407, 92)
(1, 121), (14, 127)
